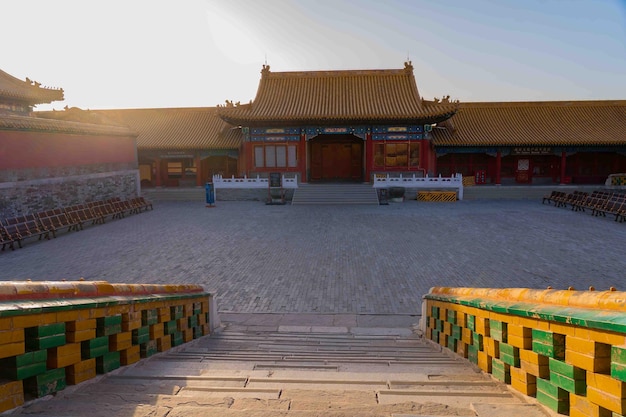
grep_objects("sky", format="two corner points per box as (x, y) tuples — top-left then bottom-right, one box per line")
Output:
(3, 0), (626, 111)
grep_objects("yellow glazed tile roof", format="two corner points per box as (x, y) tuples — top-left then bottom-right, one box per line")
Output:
(218, 63), (458, 126)
(432, 100), (626, 147)
(1, 113), (134, 137)
(0, 69), (64, 105)
(37, 107), (241, 150)
(93, 108), (241, 150)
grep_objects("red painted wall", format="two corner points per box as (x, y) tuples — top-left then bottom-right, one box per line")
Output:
(0, 131), (136, 170)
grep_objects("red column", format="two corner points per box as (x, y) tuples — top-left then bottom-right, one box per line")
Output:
(560, 151), (567, 184)
(421, 140), (432, 175)
(242, 142), (253, 176)
(155, 157), (162, 187)
(365, 132), (373, 182)
(195, 155), (203, 186)
(300, 133), (307, 183)
(495, 151), (502, 185)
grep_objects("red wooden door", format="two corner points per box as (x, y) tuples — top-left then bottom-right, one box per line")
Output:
(310, 138), (362, 181)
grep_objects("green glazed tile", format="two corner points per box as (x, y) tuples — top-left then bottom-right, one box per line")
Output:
(170, 305), (183, 320)
(473, 333), (484, 350)
(550, 372), (586, 395)
(140, 340), (158, 358)
(83, 335), (109, 349)
(467, 315), (475, 331)
(468, 345), (479, 364)
(141, 309), (159, 326)
(132, 327), (150, 345)
(96, 324), (122, 337)
(81, 344), (109, 359)
(536, 390), (569, 414)
(447, 337), (457, 351)
(193, 302), (202, 315)
(171, 331), (184, 347)
(532, 340), (565, 360)
(25, 323), (66, 338)
(25, 368), (66, 398)
(164, 320), (177, 335)
(96, 351), (120, 373)
(500, 352), (520, 368)
(98, 315), (122, 327)
(436, 319), (444, 332)
(446, 309), (457, 324)
(0, 361), (47, 380)
(549, 358), (586, 380)
(451, 325), (462, 340)
(26, 334), (66, 350)
(612, 346), (626, 365)
(3, 349), (47, 367)
(537, 377), (561, 398)
(611, 362), (626, 383)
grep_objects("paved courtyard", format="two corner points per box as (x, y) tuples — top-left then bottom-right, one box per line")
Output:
(1, 199), (624, 315)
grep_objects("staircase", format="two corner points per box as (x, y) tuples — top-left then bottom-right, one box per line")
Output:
(17, 314), (550, 417)
(292, 183), (380, 205)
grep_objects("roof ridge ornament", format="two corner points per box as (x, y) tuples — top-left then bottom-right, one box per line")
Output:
(261, 64), (271, 77)
(404, 60), (413, 72)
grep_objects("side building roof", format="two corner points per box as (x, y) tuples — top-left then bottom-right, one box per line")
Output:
(37, 107), (241, 150)
(432, 100), (626, 147)
(3, 113), (135, 137)
(218, 62), (458, 127)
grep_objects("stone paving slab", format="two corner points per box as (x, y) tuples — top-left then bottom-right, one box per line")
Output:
(1, 200), (624, 316)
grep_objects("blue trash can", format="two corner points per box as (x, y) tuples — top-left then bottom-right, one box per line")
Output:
(205, 182), (215, 206)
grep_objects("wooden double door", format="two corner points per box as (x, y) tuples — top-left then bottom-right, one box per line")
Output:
(310, 135), (363, 182)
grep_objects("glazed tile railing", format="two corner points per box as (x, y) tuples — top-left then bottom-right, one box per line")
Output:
(373, 173), (464, 200)
(0, 281), (215, 413)
(212, 174), (299, 188)
(422, 287), (626, 416)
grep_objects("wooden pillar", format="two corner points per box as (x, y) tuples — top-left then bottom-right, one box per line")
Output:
(195, 155), (203, 186)
(155, 157), (162, 187)
(560, 151), (567, 185)
(421, 140), (431, 175)
(365, 132), (373, 182)
(429, 141), (437, 176)
(495, 151), (502, 185)
(241, 142), (252, 176)
(300, 133), (307, 183)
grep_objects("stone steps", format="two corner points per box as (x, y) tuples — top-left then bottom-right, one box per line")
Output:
(16, 315), (553, 416)
(292, 183), (380, 205)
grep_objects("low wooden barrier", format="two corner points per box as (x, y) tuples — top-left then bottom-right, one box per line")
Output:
(422, 287), (626, 416)
(0, 281), (215, 413)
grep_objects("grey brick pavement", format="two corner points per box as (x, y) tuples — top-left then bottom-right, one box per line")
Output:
(1, 200), (624, 315)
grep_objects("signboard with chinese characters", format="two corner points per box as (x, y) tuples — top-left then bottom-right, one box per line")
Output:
(511, 147), (552, 155)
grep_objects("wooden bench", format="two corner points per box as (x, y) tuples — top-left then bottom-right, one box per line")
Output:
(542, 190), (565, 205)
(130, 196), (153, 212)
(0, 226), (16, 251)
(87, 201), (118, 223)
(3, 215), (51, 247)
(64, 204), (102, 230)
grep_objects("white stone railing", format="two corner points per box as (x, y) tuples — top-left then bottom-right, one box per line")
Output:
(211, 174), (299, 189)
(373, 173), (464, 200)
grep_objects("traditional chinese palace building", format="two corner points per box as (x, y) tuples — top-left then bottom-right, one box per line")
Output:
(31, 62), (626, 189)
(217, 62), (458, 184)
